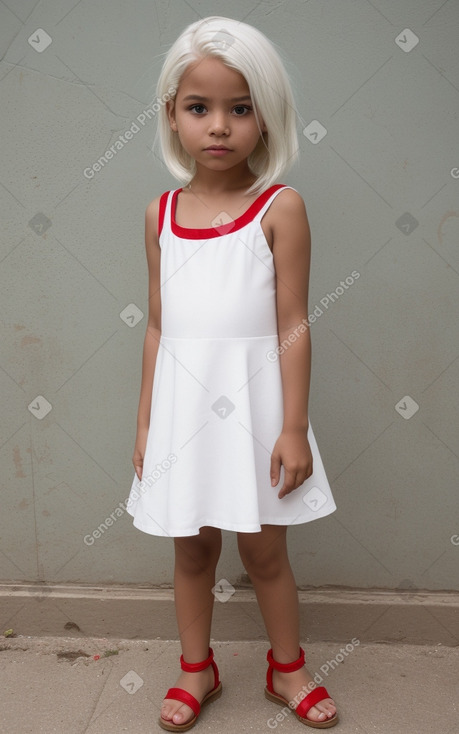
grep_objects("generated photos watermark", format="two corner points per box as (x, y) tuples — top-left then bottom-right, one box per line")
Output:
(212, 578), (236, 602)
(83, 454), (177, 546)
(267, 270), (360, 362)
(83, 87), (176, 179)
(267, 638), (360, 728)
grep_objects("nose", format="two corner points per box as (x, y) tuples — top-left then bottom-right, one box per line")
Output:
(208, 111), (229, 136)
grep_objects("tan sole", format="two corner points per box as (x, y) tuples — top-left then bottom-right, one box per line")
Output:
(158, 683), (222, 732)
(265, 687), (339, 729)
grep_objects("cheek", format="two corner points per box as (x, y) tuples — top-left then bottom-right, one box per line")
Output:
(180, 116), (201, 131)
(175, 116), (193, 134)
(244, 122), (264, 143)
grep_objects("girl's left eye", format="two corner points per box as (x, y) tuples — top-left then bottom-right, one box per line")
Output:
(233, 105), (252, 115)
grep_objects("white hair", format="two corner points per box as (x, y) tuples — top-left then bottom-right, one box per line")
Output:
(153, 16), (299, 196)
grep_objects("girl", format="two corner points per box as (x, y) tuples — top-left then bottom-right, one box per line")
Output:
(128, 16), (338, 731)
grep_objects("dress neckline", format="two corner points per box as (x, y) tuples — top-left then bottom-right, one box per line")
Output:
(170, 184), (285, 240)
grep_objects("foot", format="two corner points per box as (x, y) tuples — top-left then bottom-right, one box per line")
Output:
(271, 664), (337, 724)
(160, 665), (215, 727)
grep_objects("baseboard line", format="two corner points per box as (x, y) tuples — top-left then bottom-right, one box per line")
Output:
(1, 584), (458, 645)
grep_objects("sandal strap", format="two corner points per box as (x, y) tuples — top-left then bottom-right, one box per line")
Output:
(296, 686), (332, 718)
(164, 687), (200, 718)
(180, 646), (214, 673)
(266, 647), (305, 692)
(179, 646), (220, 690)
(267, 647), (305, 672)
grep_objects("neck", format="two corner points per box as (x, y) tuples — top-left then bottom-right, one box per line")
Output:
(187, 179), (257, 196)
(187, 163), (257, 196)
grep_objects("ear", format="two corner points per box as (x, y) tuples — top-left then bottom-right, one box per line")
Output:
(257, 111), (268, 135)
(166, 100), (177, 131)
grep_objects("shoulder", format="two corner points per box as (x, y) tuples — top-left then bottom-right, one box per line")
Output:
(263, 187), (309, 242)
(268, 187), (311, 263)
(145, 194), (162, 225)
(270, 187), (307, 219)
(145, 191), (172, 243)
(145, 190), (174, 217)
(144, 195), (164, 250)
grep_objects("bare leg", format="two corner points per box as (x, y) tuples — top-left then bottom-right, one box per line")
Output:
(161, 526), (222, 727)
(237, 525), (337, 724)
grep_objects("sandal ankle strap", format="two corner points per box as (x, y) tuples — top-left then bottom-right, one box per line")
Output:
(180, 646), (215, 673)
(266, 647), (305, 694)
(267, 647), (305, 673)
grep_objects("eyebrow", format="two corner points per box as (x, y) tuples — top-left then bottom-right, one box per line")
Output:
(181, 95), (252, 102)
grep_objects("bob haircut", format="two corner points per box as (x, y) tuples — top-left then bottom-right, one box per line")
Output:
(153, 16), (299, 196)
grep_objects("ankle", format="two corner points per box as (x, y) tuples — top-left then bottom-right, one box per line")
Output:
(180, 646), (213, 667)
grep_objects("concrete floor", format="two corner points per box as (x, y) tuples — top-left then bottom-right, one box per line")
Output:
(1, 636), (458, 733)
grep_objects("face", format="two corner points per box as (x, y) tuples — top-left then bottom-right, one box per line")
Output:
(166, 56), (267, 174)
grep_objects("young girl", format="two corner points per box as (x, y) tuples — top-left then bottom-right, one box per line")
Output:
(128, 16), (338, 731)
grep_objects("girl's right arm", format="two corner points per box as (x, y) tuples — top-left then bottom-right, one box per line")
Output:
(132, 197), (162, 481)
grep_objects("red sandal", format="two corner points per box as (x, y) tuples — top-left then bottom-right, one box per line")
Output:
(265, 647), (339, 729)
(158, 646), (222, 731)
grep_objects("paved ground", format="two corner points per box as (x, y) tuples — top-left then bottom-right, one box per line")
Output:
(1, 636), (458, 733)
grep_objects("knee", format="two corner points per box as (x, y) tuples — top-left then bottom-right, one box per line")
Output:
(175, 535), (220, 576)
(239, 547), (284, 583)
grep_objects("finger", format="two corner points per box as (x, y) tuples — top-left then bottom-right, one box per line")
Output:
(296, 467), (310, 488)
(133, 461), (143, 481)
(278, 469), (298, 499)
(292, 461), (313, 491)
(300, 461), (313, 485)
(270, 453), (281, 486)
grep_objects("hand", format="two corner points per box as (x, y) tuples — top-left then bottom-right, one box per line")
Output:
(270, 428), (313, 499)
(132, 425), (149, 481)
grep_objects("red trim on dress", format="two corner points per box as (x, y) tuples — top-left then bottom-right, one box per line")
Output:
(170, 184), (287, 239)
(158, 190), (169, 239)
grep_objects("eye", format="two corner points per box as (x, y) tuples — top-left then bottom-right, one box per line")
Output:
(233, 105), (252, 115)
(188, 104), (206, 114)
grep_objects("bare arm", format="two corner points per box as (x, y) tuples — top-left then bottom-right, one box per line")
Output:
(270, 189), (313, 497)
(132, 197), (162, 479)
(273, 189), (311, 431)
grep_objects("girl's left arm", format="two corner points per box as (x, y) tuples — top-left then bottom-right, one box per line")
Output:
(271, 189), (313, 498)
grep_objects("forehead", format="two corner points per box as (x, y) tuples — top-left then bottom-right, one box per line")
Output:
(178, 56), (250, 96)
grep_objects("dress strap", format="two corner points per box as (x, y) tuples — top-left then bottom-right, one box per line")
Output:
(158, 189), (179, 240)
(252, 184), (297, 224)
(157, 191), (169, 239)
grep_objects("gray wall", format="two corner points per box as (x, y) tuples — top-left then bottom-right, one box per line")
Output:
(1, 1), (458, 592)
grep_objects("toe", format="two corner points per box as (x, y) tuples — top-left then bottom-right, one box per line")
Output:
(160, 702), (173, 721)
(165, 702), (193, 726)
(307, 705), (328, 722)
(323, 699), (337, 716)
(160, 711), (175, 724)
(175, 704), (194, 725)
(307, 700), (337, 722)
(161, 700), (188, 725)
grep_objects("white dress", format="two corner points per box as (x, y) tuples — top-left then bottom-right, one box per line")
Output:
(127, 184), (337, 536)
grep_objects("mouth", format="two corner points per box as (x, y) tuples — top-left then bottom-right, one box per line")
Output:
(205, 146), (231, 151)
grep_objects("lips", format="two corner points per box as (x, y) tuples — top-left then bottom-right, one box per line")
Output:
(205, 146), (230, 151)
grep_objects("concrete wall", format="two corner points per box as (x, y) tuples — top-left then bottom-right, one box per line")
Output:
(1, 1), (458, 593)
